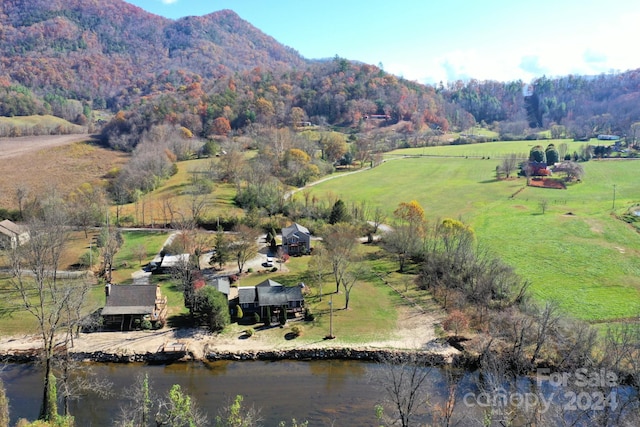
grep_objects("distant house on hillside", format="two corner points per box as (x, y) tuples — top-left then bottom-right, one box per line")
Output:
(101, 284), (167, 331)
(0, 219), (29, 249)
(281, 223), (311, 256)
(237, 279), (304, 321)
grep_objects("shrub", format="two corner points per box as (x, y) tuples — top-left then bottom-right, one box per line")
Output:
(253, 312), (260, 324)
(244, 328), (254, 337)
(291, 325), (302, 337)
(442, 310), (469, 337)
(247, 268), (253, 273)
(141, 319), (152, 330)
(304, 308), (315, 321)
(236, 305), (244, 320)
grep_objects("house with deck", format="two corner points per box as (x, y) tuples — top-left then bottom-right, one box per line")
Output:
(101, 284), (168, 331)
(237, 279), (304, 321)
(281, 223), (312, 256)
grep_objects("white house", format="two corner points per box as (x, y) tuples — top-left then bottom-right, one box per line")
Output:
(0, 219), (29, 249)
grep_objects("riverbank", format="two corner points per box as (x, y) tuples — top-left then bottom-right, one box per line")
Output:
(0, 305), (462, 364)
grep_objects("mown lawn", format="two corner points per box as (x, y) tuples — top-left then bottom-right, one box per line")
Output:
(303, 151), (640, 323)
(0, 230), (175, 335)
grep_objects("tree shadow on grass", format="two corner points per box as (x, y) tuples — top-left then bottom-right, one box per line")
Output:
(167, 313), (194, 328)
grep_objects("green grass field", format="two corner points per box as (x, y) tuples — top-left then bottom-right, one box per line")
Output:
(302, 145), (640, 323)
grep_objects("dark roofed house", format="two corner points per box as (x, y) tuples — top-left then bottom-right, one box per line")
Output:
(209, 276), (231, 297)
(281, 223), (311, 256)
(237, 279), (305, 321)
(102, 284), (167, 331)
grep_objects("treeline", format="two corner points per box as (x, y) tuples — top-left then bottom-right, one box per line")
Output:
(443, 70), (640, 139)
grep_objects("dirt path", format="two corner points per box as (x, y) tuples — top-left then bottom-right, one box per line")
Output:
(0, 134), (94, 160)
(0, 303), (455, 360)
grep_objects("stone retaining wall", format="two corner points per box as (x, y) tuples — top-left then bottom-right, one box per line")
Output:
(1, 347), (475, 367)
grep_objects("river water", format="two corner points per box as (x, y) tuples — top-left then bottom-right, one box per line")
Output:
(2, 360), (426, 426)
(2, 361), (635, 426)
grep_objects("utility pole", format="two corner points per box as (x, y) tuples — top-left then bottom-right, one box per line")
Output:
(327, 294), (335, 339)
(612, 184), (617, 210)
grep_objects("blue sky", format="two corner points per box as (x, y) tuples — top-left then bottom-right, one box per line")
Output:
(126, 0), (640, 85)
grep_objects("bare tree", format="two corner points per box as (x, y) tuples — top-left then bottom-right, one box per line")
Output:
(308, 246), (328, 301)
(539, 198), (549, 214)
(341, 264), (366, 310)
(233, 224), (260, 274)
(99, 227), (123, 283)
(498, 153), (520, 179)
(9, 203), (90, 421)
(115, 373), (155, 427)
(382, 224), (421, 273)
(14, 184), (29, 218)
(372, 352), (434, 427)
(369, 206), (386, 238)
(321, 223), (359, 293)
(68, 183), (107, 237)
(529, 301), (560, 364)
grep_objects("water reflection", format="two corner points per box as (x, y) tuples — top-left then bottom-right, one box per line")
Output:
(2, 361), (636, 426)
(2, 361), (382, 426)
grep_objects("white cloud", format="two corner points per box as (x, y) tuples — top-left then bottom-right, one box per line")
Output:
(160, 0), (179, 4)
(390, 12), (640, 85)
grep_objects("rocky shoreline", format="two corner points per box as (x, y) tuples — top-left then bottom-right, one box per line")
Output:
(0, 344), (471, 367)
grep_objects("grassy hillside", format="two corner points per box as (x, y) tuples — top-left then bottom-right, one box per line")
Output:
(0, 115), (86, 136)
(302, 145), (640, 323)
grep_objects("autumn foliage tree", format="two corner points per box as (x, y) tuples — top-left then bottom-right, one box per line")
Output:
(442, 310), (470, 337)
(211, 117), (231, 136)
(383, 201), (427, 272)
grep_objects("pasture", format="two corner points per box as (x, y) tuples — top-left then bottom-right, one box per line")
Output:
(302, 142), (640, 323)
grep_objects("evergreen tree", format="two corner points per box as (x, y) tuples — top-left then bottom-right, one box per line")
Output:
(329, 199), (348, 224)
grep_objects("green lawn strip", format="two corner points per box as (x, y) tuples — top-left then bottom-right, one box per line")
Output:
(110, 230), (172, 284)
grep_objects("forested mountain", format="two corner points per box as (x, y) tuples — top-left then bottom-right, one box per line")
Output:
(0, 0), (305, 102)
(2, 0), (640, 145)
(0, 0), (460, 143)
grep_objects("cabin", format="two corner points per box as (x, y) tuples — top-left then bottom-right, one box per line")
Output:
(281, 223), (312, 256)
(101, 284), (168, 331)
(0, 219), (29, 249)
(237, 279), (305, 321)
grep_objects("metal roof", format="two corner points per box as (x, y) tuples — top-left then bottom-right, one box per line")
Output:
(103, 284), (158, 316)
(282, 223), (310, 239)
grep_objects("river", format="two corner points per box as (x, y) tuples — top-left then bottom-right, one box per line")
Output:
(1, 361), (635, 426)
(2, 360), (428, 426)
